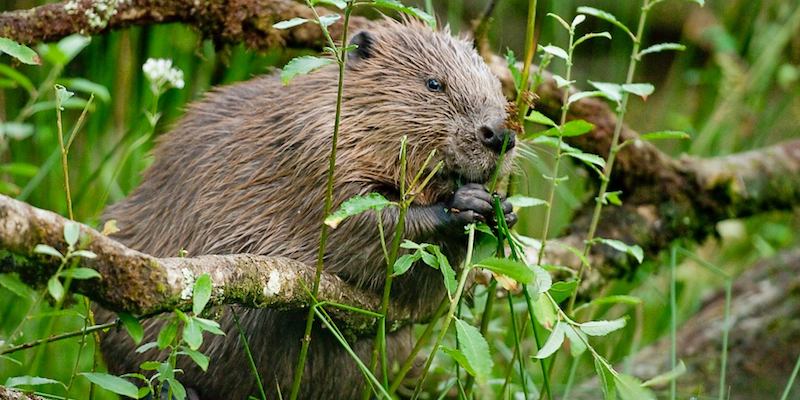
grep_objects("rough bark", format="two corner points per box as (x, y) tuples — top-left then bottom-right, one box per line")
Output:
(0, 194), (415, 335)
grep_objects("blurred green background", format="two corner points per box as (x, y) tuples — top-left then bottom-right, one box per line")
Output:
(0, 0), (798, 398)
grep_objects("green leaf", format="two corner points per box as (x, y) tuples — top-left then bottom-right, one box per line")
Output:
(552, 74), (574, 88)
(157, 319), (179, 349)
(577, 6), (635, 41)
(638, 42), (686, 58)
(0, 38), (41, 65)
(431, 246), (456, 295)
(453, 319), (493, 383)
(317, 14), (341, 28)
(595, 238), (644, 263)
(60, 267), (101, 280)
(534, 321), (566, 359)
(0, 64), (35, 93)
(180, 347), (210, 372)
(549, 280), (577, 303)
(571, 14), (586, 28)
(193, 317), (225, 336)
(442, 346), (473, 375)
(54, 84), (75, 111)
(621, 83), (655, 100)
(71, 250), (97, 259)
(183, 318), (203, 351)
(642, 360), (686, 387)
(0, 274), (33, 298)
(273, 18), (310, 29)
(58, 78), (110, 102)
(372, 0), (435, 27)
(505, 49), (522, 89)
(167, 378), (187, 400)
(47, 276), (64, 302)
(312, 0), (346, 9)
(119, 312), (144, 344)
(602, 191), (623, 206)
(574, 31), (612, 48)
(280, 56), (334, 85)
(525, 111), (557, 127)
(589, 81), (623, 102)
(0, 162), (37, 177)
(63, 221), (80, 247)
(139, 361), (160, 370)
(576, 295), (641, 313)
(81, 373), (139, 399)
(0, 122), (34, 140)
(567, 90), (606, 106)
(531, 265), (552, 295)
(563, 324), (588, 357)
(595, 357), (617, 400)
(400, 239), (424, 250)
(135, 341), (158, 353)
(541, 44), (568, 60)
(506, 195), (547, 209)
(640, 130), (690, 141)
(533, 294), (557, 328)
(33, 244), (64, 258)
(579, 318), (627, 336)
(5, 376), (63, 388)
(615, 373), (656, 400)
(546, 13), (570, 31)
(566, 151), (606, 168)
(192, 274), (212, 315)
(559, 120), (594, 137)
(324, 192), (392, 229)
(54, 35), (91, 66)
(28, 97), (89, 115)
(475, 257), (533, 284)
(689, 0), (705, 5)
(392, 253), (418, 276)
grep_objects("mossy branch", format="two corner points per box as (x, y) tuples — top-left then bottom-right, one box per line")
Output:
(0, 194), (416, 336)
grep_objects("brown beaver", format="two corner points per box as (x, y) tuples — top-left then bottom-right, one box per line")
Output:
(98, 18), (516, 399)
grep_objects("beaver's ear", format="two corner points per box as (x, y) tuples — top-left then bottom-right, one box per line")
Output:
(348, 31), (374, 63)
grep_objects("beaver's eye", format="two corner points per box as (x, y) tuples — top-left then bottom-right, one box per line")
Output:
(426, 78), (444, 92)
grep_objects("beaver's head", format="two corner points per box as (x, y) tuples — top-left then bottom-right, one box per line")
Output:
(342, 19), (514, 188)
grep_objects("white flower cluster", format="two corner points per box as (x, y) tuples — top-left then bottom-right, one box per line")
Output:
(142, 58), (186, 92)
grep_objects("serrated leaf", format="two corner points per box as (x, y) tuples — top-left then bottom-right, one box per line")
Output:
(63, 221), (80, 247)
(280, 56), (334, 85)
(566, 151), (606, 168)
(525, 111), (557, 127)
(180, 347), (210, 371)
(638, 42), (686, 58)
(615, 373), (656, 400)
(272, 18), (310, 30)
(547, 13), (570, 30)
(622, 83), (655, 100)
(442, 346), (473, 375)
(60, 267), (100, 280)
(392, 253), (418, 276)
(81, 373), (139, 398)
(5, 376), (63, 388)
(0, 122), (34, 140)
(577, 6), (635, 41)
(595, 238), (644, 263)
(317, 14), (341, 28)
(0, 37), (41, 65)
(183, 318), (203, 351)
(506, 195), (547, 209)
(595, 357), (617, 400)
(541, 45), (568, 60)
(534, 321), (566, 358)
(574, 31), (612, 48)
(431, 246), (456, 295)
(192, 274), (212, 315)
(475, 257), (534, 284)
(453, 319), (493, 383)
(325, 193), (392, 228)
(372, 0), (435, 27)
(549, 280), (577, 303)
(560, 119), (594, 137)
(119, 312), (144, 344)
(47, 276), (64, 302)
(579, 318), (627, 336)
(640, 131), (690, 141)
(589, 81), (623, 102)
(157, 319), (179, 349)
(564, 324), (588, 356)
(642, 360), (686, 387)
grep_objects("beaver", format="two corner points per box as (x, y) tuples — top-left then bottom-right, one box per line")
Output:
(98, 18), (516, 399)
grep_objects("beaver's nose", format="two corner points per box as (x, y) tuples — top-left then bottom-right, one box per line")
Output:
(479, 125), (516, 153)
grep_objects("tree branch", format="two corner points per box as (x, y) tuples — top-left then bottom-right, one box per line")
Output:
(0, 194), (415, 335)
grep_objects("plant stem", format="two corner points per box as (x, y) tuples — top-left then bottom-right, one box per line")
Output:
(233, 309), (267, 400)
(290, 4), (353, 399)
(516, 0), (539, 124)
(1, 320), (118, 355)
(411, 225), (476, 400)
(567, 0), (651, 315)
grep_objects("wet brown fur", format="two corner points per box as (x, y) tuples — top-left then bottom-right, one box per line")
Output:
(98, 19), (510, 399)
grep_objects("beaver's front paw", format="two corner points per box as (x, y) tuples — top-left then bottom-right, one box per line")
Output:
(447, 183), (517, 228)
